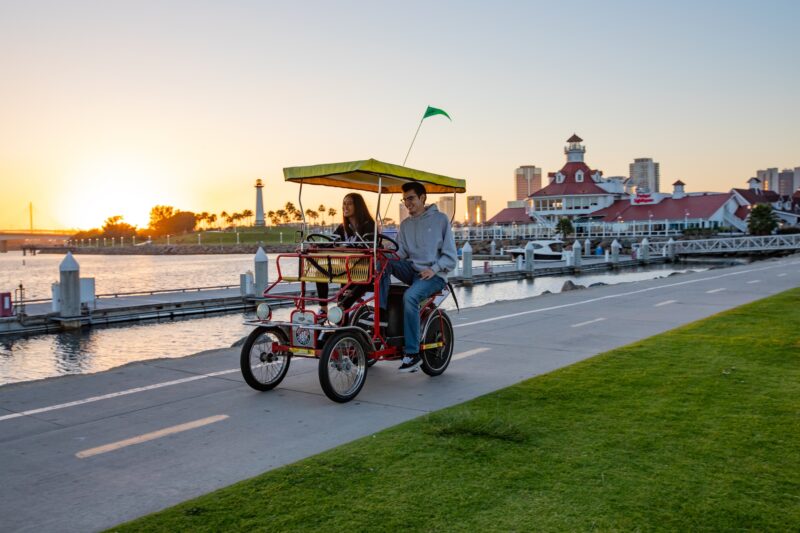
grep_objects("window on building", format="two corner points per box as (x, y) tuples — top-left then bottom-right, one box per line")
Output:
(556, 172), (564, 184)
(576, 170), (584, 182)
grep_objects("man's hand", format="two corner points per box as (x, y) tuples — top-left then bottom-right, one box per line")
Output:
(419, 268), (436, 280)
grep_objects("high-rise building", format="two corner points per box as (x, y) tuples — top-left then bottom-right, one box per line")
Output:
(436, 196), (455, 219)
(515, 166), (542, 200)
(629, 158), (660, 193)
(778, 169), (795, 196)
(466, 196), (487, 225)
(756, 168), (779, 191)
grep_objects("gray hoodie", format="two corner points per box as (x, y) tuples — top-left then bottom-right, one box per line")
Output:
(397, 204), (457, 280)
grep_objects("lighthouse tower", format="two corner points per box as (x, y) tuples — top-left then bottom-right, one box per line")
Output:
(564, 133), (586, 163)
(254, 179), (265, 227)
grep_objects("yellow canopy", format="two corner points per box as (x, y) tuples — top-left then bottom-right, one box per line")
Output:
(283, 159), (466, 194)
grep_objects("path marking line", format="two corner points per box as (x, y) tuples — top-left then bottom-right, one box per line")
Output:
(706, 288), (726, 294)
(778, 273), (787, 277)
(452, 347), (490, 361)
(2, 346), (490, 423)
(654, 300), (676, 307)
(571, 318), (606, 328)
(453, 262), (786, 329)
(0, 369), (238, 422)
(76, 414), (228, 458)
(747, 280), (761, 284)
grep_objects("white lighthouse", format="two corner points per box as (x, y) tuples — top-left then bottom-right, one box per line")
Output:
(254, 178), (265, 227)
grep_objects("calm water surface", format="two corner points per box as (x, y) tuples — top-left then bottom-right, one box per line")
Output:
(0, 251), (706, 386)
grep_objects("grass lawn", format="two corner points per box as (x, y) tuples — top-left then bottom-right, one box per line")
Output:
(112, 289), (800, 532)
(152, 226), (313, 246)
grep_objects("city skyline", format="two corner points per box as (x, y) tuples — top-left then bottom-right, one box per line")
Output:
(1, 1), (799, 230)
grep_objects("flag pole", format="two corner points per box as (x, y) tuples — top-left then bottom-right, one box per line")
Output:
(382, 114), (424, 220)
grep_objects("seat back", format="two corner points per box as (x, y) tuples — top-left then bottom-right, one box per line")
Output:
(281, 252), (372, 284)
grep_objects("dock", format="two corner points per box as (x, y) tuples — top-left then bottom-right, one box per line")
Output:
(1, 254), (658, 336)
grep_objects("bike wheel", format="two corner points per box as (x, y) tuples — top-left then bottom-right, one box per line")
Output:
(319, 331), (368, 403)
(421, 310), (454, 376)
(240, 327), (291, 391)
(350, 305), (378, 367)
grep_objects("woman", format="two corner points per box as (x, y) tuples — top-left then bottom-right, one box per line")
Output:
(317, 193), (375, 315)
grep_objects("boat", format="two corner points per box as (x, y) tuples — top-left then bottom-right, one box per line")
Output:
(506, 239), (565, 261)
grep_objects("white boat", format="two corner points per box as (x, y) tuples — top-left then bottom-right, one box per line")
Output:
(507, 239), (565, 261)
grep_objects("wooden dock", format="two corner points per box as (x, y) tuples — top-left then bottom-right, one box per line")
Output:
(1, 255), (661, 336)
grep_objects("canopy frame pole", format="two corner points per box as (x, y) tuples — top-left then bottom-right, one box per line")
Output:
(298, 181), (305, 251)
(374, 175), (382, 266)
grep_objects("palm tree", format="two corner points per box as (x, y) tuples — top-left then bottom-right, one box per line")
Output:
(207, 213), (218, 228)
(276, 209), (288, 224)
(328, 207), (337, 225)
(241, 209), (254, 226)
(556, 217), (574, 237)
(220, 211), (229, 229)
(305, 209), (319, 226)
(267, 210), (276, 226)
(318, 204), (326, 224)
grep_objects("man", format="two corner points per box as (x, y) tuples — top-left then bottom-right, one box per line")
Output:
(379, 182), (457, 372)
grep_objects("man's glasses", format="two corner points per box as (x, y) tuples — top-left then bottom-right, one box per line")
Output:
(402, 195), (418, 204)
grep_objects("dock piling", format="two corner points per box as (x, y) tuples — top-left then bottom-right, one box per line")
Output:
(254, 247), (269, 296)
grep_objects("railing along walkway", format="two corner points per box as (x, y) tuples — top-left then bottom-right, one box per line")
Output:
(641, 234), (800, 257)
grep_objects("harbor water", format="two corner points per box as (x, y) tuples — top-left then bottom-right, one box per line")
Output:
(0, 251), (706, 386)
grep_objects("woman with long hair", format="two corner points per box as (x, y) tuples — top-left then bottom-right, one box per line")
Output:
(316, 193), (375, 314)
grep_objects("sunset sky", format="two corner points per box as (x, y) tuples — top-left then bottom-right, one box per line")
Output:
(1, 0), (798, 230)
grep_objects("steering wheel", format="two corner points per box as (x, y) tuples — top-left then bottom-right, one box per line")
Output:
(362, 233), (399, 251)
(304, 233), (339, 247)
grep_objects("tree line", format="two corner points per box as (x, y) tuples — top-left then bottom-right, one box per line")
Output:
(71, 203), (344, 240)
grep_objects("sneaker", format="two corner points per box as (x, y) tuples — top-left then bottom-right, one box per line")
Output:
(398, 354), (422, 373)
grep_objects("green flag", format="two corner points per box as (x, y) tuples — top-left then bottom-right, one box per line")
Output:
(422, 105), (451, 121)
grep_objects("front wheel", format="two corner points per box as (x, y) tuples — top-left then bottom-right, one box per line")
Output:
(421, 310), (454, 376)
(241, 327), (291, 391)
(319, 331), (369, 403)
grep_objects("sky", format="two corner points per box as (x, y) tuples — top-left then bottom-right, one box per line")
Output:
(1, 0), (798, 230)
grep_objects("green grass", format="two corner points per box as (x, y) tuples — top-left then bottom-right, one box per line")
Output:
(111, 289), (800, 532)
(152, 227), (304, 246)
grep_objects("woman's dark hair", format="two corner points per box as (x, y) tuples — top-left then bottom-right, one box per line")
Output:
(341, 193), (374, 237)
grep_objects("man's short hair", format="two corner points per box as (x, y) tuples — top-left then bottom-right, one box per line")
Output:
(401, 181), (427, 198)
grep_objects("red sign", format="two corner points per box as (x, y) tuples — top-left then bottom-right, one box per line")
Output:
(633, 193), (654, 205)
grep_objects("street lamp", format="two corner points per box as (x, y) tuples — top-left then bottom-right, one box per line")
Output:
(648, 212), (653, 235)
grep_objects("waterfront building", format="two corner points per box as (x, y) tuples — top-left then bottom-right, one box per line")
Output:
(592, 180), (750, 232)
(778, 169), (796, 197)
(436, 196), (456, 219)
(487, 207), (531, 225)
(254, 179), (265, 226)
(527, 134), (625, 223)
(466, 196), (487, 225)
(629, 158), (661, 193)
(515, 166), (542, 200)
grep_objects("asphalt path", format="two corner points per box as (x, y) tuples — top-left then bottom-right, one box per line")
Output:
(1, 255), (798, 532)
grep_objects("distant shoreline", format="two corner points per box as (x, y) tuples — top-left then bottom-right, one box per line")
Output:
(27, 244), (298, 255)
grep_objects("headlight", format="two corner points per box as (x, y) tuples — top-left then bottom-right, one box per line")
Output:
(327, 305), (345, 325)
(256, 303), (272, 320)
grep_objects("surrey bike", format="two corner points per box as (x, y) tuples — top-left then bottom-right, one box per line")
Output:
(240, 159), (466, 402)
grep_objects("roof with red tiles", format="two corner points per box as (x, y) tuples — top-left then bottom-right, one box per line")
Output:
(735, 205), (750, 220)
(591, 193), (734, 222)
(532, 162), (608, 197)
(487, 207), (532, 225)
(732, 188), (781, 204)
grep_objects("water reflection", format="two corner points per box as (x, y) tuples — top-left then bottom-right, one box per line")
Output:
(0, 264), (705, 386)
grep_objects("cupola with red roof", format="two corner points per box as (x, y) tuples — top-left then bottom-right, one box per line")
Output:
(564, 134), (586, 162)
(672, 180), (686, 199)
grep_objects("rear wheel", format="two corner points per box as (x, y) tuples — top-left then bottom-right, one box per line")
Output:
(421, 310), (454, 376)
(240, 327), (291, 391)
(319, 331), (368, 402)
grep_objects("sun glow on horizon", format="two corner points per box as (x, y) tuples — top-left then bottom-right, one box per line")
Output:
(58, 156), (176, 229)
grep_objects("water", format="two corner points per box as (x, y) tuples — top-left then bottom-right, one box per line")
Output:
(0, 251), (706, 386)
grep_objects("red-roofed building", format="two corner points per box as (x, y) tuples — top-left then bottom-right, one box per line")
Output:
(487, 207), (532, 225)
(527, 136), (627, 223)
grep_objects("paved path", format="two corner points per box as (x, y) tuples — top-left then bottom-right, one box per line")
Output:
(0, 255), (798, 532)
